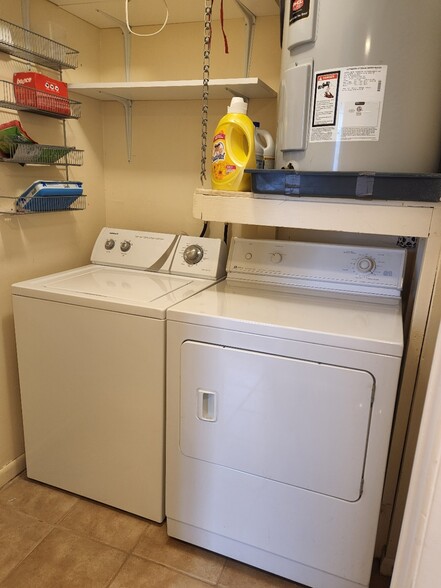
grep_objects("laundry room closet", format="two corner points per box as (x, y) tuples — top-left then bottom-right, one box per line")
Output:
(1, 1), (441, 587)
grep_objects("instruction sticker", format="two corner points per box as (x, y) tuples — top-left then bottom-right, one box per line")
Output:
(310, 65), (387, 143)
(290, 0), (310, 24)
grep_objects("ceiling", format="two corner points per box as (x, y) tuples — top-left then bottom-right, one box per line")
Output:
(48, 0), (280, 29)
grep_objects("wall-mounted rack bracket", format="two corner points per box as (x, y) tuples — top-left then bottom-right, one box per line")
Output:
(21, 0), (30, 30)
(234, 0), (256, 77)
(113, 96), (132, 162)
(96, 9), (131, 82)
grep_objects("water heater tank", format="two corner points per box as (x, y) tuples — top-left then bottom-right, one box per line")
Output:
(276, 0), (441, 172)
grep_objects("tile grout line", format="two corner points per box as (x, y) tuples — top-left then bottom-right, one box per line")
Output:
(103, 551), (131, 588)
(0, 524), (56, 587)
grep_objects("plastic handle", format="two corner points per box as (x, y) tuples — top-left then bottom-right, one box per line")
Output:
(197, 389), (217, 422)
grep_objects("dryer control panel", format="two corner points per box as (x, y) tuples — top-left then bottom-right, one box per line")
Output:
(227, 238), (406, 298)
(91, 228), (226, 279)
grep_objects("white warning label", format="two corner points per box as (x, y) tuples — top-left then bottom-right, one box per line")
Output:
(310, 65), (387, 143)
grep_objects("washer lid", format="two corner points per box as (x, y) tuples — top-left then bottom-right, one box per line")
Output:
(44, 266), (193, 303)
(12, 265), (216, 318)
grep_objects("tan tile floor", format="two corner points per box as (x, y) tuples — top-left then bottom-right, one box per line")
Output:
(0, 474), (390, 587)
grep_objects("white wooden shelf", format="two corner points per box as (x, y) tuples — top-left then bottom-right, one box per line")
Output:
(194, 189), (438, 237)
(68, 77), (277, 102)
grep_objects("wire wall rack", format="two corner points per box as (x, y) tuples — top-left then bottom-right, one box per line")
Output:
(0, 80), (81, 119)
(0, 194), (86, 214)
(0, 143), (83, 166)
(0, 19), (79, 70)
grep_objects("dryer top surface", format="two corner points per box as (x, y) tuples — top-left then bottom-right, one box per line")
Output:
(166, 280), (403, 355)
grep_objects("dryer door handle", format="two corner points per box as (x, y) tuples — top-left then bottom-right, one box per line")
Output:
(197, 389), (217, 422)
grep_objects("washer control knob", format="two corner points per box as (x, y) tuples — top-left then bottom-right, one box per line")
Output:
(271, 252), (283, 264)
(120, 240), (131, 253)
(356, 256), (376, 273)
(184, 244), (204, 265)
(105, 239), (115, 250)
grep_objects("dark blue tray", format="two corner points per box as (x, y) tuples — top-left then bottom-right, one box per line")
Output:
(245, 170), (441, 201)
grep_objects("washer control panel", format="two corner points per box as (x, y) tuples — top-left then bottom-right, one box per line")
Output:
(227, 238), (406, 297)
(91, 228), (226, 279)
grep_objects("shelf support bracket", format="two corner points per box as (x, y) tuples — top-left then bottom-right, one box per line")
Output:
(114, 97), (133, 162)
(96, 9), (131, 82)
(234, 0), (256, 77)
(21, 0), (30, 30)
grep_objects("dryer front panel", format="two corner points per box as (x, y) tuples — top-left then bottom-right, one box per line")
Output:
(180, 341), (374, 502)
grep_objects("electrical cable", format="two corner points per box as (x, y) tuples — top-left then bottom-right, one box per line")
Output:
(223, 223), (229, 244)
(125, 0), (169, 37)
(199, 222), (209, 238)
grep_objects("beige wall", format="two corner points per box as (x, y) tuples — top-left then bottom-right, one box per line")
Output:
(0, 0), (105, 484)
(0, 3), (280, 484)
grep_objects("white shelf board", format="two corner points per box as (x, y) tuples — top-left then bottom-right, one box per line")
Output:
(68, 78), (277, 101)
(194, 189), (438, 238)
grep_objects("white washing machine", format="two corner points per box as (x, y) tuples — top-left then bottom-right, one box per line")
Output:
(166, 238), (406, 588)
(12, 227), (226, 522)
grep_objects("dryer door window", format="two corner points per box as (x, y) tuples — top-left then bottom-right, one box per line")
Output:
(180, 341), (374, 502)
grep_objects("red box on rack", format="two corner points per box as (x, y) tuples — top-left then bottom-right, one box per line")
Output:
(13, 72), (70, 116)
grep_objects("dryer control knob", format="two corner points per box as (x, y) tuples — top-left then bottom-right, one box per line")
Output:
(105, 239), (115, 250)
(356, 256), (376, 273)
(120, 240), (131, 253)
(184, 244), (204, 265)
(271, 252), (283, 264)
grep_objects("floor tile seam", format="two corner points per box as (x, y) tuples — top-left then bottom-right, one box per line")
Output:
(132, 554), (219, 586)
(0, 524), (56, 586)
(217, 557), (228, 586)
(54, 521), (139, 555)
(115, 554), (217, 587)
(0, 500), (58, 527)
(129, 522), (157, 556)
(103, 551), (131, 588)
(52, 495), (82, 525)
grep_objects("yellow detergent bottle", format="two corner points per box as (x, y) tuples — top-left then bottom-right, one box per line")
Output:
(211, 97), (256, 191)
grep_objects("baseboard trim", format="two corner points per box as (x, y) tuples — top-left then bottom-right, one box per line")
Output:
(0, 454), (26, 488)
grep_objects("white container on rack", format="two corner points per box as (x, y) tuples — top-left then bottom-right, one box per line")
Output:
(255, 127), (275, 169)
(253, 122), (265, 169)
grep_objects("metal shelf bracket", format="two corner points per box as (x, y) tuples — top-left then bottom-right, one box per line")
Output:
(114, 96), (133, 162)
(96, 9), (131, 82)
(234, 0), (257, 77)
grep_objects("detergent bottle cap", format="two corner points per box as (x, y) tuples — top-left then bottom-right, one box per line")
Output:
(228, 96), (248, 114)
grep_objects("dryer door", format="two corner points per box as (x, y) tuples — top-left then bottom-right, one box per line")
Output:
(180, 341), (374, 501)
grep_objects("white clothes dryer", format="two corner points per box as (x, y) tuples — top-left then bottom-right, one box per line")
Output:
(166, 238), (406, 588)
(12, 227), (226, 522)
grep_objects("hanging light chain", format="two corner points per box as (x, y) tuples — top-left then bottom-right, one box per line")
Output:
(200, 0), (213, 184)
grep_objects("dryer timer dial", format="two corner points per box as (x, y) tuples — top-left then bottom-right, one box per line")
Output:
(356, 256), (376, 273)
